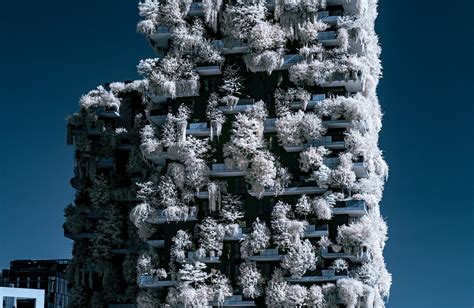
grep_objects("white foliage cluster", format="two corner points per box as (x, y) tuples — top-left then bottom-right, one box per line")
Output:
(276, 110), (326, 147)
(137, 56), (199, 98)
(240, 218), (271, 258)
(79, 86), (121, 110)
(137, 0), (190, 35)
(238, 261), (264, 299)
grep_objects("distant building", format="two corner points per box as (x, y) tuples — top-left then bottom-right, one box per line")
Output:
(0, 287), (45, 308)
(1, 260), (69, 308)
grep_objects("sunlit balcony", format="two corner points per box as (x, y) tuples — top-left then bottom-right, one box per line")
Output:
(317, 31), (338, 46)
(209, 163), (246, 177)
(186, 122), (211, 136)
(247, 249), (284, 262)
(139, 275), (176, 289)
(218, 98), (255, 114)
(285, 269), (347, 283)
(304, 224), (329, 238)
(321, 246), (369, 263)
(248, 184), (326, 197)
(333, 200), (367, 217)
(208, 295), (256, 307)
(283, 136), (346, 152)
(180, 251), (220, 264)
(146, 209), (198, 224)
(196, 64), (222, 76)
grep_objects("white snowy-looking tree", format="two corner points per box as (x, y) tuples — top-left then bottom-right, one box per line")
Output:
(281, 239), (317, 278)
(285, 284), (308, 307)
(170, 230), (192, 261)
(238, 261), (264, 299)
(265, 269), (288, 306)
(198, 217), (225, 257)
(337, 278), (365, 308)
(240, 218), (271, 258)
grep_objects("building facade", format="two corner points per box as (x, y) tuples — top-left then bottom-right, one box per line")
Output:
(1, 260), (68, 308)
(65, 0), (390, 306)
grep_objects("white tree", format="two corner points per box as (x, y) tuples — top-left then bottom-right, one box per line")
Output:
(295, 194), (312, 216)
(265, 269), (288, 306)
(271, 201), (307, 250)
(238, 261), (264, 299)
(198, 217), (225, 257)
(281, 239), (317, 278)
(79, 86), (121, 110)
(210, 272), (233, 305)
(206, 93), (226, 140)
(220, 66), (243, 109)
(299, 146), (330, 172)
(240, 218), (271, 258)
(331, 152), (356, 193)
(285, 284), (308, 307)
(337, 278), (365, 308)
(306, 285), (325, 308)
(171, 230), (192, 261)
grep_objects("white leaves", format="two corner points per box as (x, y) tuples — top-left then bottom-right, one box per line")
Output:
(239, 261), (264, 299)
(79, 86), (121, 110)
(276, 111), (326, 147)
(171, 230), (192, 261)
(247, 21), (286, 53)
(240, 218), (271, 258)
(198, 217), (225, 257)
(337, 278), (365, 308)
(281, 239), (317, 278)
(265, 269), (288, 306)
(299, 146), (331, 172)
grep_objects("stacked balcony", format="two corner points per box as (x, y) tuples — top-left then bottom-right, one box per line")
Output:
(147, 239), (165, 248)
(317, 31), (339, 46)
(283, 136), (346, 152)
(96, 157), (114, 170)
(139, 275), (176, 289)
(323, 157), (369, 178)
(94, 106), (120, 118)
(64, 231), (95, 241)
(211, 38), (249, 54)
(187, 122), (211, 137)
(321, 246), (369, 263)
(223, 227), (245, 241)
(196, 63), (222, 76)
(278, 54), (304, 70)
(219, 98), (255, 114)
(304, 224), (329, 238)
(247, 249), (284, 262)
(320, 71), (364, 93)
(146, 209), (198, 224)
(333, 200), (367, 217)
(248, 183), (326, 197)
(285, 269), (348, 283)
(209, 163), (246, 177)
(208, 295), (256, 307)
(179, 251), (220, 264)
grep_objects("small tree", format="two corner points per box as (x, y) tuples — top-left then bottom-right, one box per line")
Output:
(198, 217), (225, 257)
(240, 218), (271, 258)
(265, 269), (288, 306)
(238, 261), (264, 299)
(281, 239), (317, 278)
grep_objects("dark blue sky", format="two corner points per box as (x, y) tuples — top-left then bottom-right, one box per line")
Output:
(0, 0), (472, 307)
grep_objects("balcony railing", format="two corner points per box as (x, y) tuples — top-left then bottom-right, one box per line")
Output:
(317, 31), (338, 46)
(290, 93), (326, 110)
(285, 269), (347, 283)
(139, 275), (176, 289)
(247, 249), (284, 262)
(333, 200), (367, 217)
(304, 224), (329, 238)
(283, 136), (346, 152)
(208, 295), (256, 307)
(209, 163), (246, 177)
(218, 98), (255, 114)
(321, 247), (369, 263)
(94, 106), (119, 118)
(317, 11), (339, 25)
(180, 251), (221, 264)
(147, 239), (165, 248)
(278, 54), (304, 70)
(146, 209), (198, 224)
(196, 64), (222, 76)
(319, 71), (364, 93)
(187, 122), (211, 136)
(248, 184), (326, 197)
(211, 38), (249, 54)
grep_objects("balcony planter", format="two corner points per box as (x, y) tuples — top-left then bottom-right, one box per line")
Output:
(331, 244), (342, 253)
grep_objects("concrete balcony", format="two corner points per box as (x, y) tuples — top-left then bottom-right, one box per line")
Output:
(283, 136), (346, 152)
(317, 31), (339, 46)
(278, 54), (304, 70)
(94, 106), (119, 118)
(218, 98), (255, 114)
(264, 117), (277, 133)
(143, 148), (168, 166)
(223, 227), (245, 241)
(285, 269), (347, 283)
(148, 115), (167, 125)
(209, 163), (246, 177)
(317, 11), (340, 25)
(211, 38), (249, 54)
(323, 119), (351, 129)
(147, 239), (165, 248)
(196, 64), (222, 76)
(148, 79), (200, 99)
(188, 2), (204, 17)
(96, 157), (114, 169)
(208, 295), (256, 307)
(320, 71), (364, 93)
(180, 251), (220, 264)
(64, 231), (95, 241)
(146, 209), (198, 224)
(304, 224), (329, 238)
(326, 0), (360, 15)
(321, 247), (369, 263)
(139, 275), (176, 289)
(290, 93), (326, 110)
(323, 158), (369, 178)
(149, 26), (172, 49)
(247, 249), (284, 262)
(248, 184), (326, 197)
(186, 122), (211, 136)
(333, 200), (367, 217)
